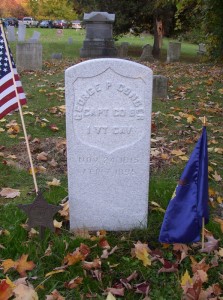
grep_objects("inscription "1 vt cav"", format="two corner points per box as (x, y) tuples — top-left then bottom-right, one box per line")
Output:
(87, 126), (133, 135)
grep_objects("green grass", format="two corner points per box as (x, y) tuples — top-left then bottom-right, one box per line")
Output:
(0, 29), (222, 299)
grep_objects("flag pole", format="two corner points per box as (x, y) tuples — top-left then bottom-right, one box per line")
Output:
(201, 116), (207, 249)
(0, 22), (38, 193)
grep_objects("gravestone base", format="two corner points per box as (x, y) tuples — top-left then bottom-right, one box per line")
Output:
(16, 42), (42, 71)
(80, 40), (117, 58)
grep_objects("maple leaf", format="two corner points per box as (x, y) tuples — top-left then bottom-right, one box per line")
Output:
(173, 244), (190, 262)
(200, 235), (219, 253)
(133, 241), (151, 267)
(0, 188), (20, 199)
(64, 276), (83, 289)
(158, 259), (178, 273)
(2, 258), (16, 275)
(212, 171), (222, 182)
(190, 257), (210, 273)
(16, 254), (36, 277)
(0, 278), (14, 300)
(63, 250), (84, 266)
(181, 270), (193, 287)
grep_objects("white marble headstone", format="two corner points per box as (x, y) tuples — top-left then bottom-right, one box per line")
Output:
(7, 26), (16, 42)
(65, 58), (153, 231)
(18, 23), (26, 42)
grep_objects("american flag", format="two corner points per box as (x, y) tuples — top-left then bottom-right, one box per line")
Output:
(0, 25), (26, 119)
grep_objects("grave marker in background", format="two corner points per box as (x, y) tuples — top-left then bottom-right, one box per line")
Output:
(18, 23), (26, 42)
(65, 58), (153, 231)
(7, 26), (16, 42)
(16, 42), (42, 71)
(80, 12), (117, 58)
(167, 42), (181, 62)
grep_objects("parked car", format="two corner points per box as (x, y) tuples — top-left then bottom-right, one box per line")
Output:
(22, 17), (39, 27)
(39, 20), (53, 28)
(3, 17), (18, 27)
(52, 20), (69, 29)
(71, 20), (82, 29)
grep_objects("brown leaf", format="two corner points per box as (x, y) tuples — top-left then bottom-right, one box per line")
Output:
(37, 151), (48, 161)
(0, 188), (20, 199)
(134, 281), (150, 296)
(13, 283), (38, 300)
(200, 235), (219, 253)
(16, 254), (36, 277)
(190, 257), (210, 273)
(63, 250), (84, 266)
(64, 276), (83, 289)
(106, 287), (125, 297)
(46, 289), (65, 300)
(99, 238), (110, 249)
(82, 258), (101, 270)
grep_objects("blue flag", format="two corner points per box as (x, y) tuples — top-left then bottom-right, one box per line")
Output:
(159, 126), (209, 243)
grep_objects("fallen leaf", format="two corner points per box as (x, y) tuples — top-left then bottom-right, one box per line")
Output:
(212, 171), (222, 182)
(0, 278), (14, 300)
(82, 258), (101, 270)
(106, 292), (116, 300)
(46, 289), (65, 300)
(64, 276), (83, 289)
(37, 152), (48, 161)
(200, 235), (219, 253)
(45, 269), (65, 277)
(1, 259), (17, 273)
(181, 270), (193, 286)
(133, 241), (151, 267)
(13, 283), (38, 300)
(16, 254), (36, 277)
(134, 281), (150, 296)
(47, 178), (61, 186)
(63, 250), (84, 266)
(53, 220), (63, 229)
(0, 188), (20, 199)
(106, 287), (125, 297)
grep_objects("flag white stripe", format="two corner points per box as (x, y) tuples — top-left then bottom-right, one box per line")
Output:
(0, 97), (19, 113)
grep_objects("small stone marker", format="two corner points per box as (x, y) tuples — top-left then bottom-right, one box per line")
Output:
(167, 42), (181, 62)
(118, 42), (129, 58)
(153, 75), (168, 99)
(197, 43), (206, 55)
(51, 53), (63, 59)
(18, 191), (61, 238)
(16, 42), (42, 71)
(65, 58), (153, 231)
(68, 37), (73, 44)
(28, 31), (41, 42)
(18, 23), (26, 42)
(7, 26), (16, 42)
(140, 44), (154, 62)
(56, 29), (63, 36)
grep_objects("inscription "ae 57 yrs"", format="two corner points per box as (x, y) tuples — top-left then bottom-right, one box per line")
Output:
(87, 126), (133, 135)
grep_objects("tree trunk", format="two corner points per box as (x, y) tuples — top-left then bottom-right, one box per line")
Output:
(152, 16), (161, 59)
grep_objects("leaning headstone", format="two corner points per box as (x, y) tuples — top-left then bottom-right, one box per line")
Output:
(7, 26), (16, 42)
(65, 58), (153, 231)
(16, 42), (42, 71)
(51, 53), (63, 60)
(153, 75), (168, 99)
(18, 23), (26, 42)
(118, 42), (129, 58)
(167, 42), (181, 62)
(28, 31), (41, 42)
(80, 12), (117, 58)
(140, 44), (154, 62)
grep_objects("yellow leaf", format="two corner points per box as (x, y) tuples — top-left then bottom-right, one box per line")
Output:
(106, 292), (116, 300)
(1, 259), (17, 273)
(134, 241), (151, 267)
(217, 196), (223, 204)
(218, 88), (223, 94)
(47, 178), (61, 186)
(187, 115), (196, 123)
(45, 269), (65, 277)
(181, 270), (193, 286)
(0, 127), (5, 132)
(53, 219), (62, 228)
(179, 156), (189, 161)
(218, 248), (223, 257)
(171, 149), (186, 156)
(214, 148), (223, 154)
(208, 187), (216, 197)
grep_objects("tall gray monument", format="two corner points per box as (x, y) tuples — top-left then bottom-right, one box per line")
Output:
(65, 59), (153, 231)
(80, 12), (117, 58)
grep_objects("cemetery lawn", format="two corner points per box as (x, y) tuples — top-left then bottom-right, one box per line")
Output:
(0, 29), (222, 299)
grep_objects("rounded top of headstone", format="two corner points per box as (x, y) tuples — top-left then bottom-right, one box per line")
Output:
(83, 12), (115, 23)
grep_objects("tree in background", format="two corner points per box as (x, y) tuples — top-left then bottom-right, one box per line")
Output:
(0, 0), (27, 18)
